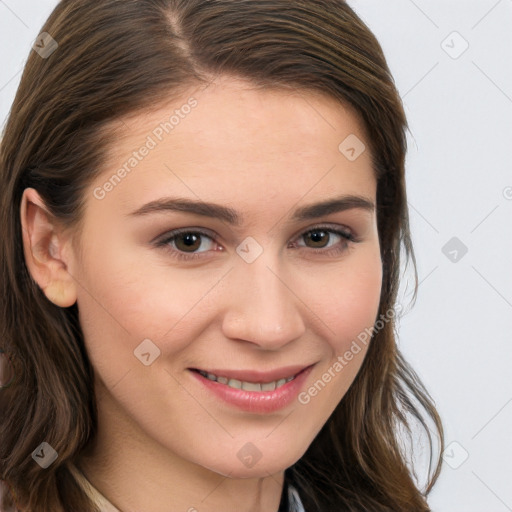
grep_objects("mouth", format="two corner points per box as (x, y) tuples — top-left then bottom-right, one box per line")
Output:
(190, 369), (299, 392)
(188, 364), (315, 413)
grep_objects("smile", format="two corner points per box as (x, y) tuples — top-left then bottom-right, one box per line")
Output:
(196, 369), (296, 392)
(189, 364), (315, 413)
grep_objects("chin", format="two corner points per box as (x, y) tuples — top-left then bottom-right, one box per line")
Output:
(200, 450), (302, 479)
(210, 464), (285, 480)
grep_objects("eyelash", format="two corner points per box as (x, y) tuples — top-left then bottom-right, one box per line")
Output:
(154, 224), (360, 262)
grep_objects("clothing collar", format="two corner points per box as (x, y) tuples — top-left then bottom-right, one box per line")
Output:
(68, 464), (306, 512)
(287, 482), (306, 512)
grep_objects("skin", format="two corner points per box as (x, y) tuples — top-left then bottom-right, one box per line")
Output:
(20, 76), (382, 512)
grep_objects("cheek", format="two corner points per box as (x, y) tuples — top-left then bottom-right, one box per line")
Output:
(73, 222), (205, 330)
(331, 268), (382, 347)
(73, 236), (226, 381)
(304, 249), (383, 351)
(295, 255), (382, 418)
(309, 249), (382, 395)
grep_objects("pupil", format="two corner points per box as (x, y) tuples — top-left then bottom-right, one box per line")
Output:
(183, 234), (197, 246)
(178, 233), (200, 251)
(309, 230), (327, 247)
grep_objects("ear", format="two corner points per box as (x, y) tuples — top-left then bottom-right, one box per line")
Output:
(20, 188), (78, 308)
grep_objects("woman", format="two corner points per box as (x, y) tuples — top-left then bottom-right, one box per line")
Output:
(0, 1), (444, 511)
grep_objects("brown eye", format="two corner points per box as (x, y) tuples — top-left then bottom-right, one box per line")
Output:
(155, 224), (358, 262)
(156, 229), (218, 259)
(300, 227), (353, 248)
(174, 233), (203, 253)
(304, 229), (331, 249)
(291, 225), (357, 258)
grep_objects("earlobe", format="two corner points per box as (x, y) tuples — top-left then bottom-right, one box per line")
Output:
(44, 280), (77, 308)
(19, 188), (78, 308)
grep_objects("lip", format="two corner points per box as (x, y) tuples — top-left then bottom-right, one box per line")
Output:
(189, 364), (310, 383)
(189, 364), (315, 414)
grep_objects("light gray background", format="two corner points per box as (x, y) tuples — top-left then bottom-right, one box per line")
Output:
(1, 1), (511, 511)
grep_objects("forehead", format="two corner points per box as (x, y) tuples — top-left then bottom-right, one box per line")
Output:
(91, 77), (376, 216)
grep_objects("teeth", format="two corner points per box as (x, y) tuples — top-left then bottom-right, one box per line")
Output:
(227, 378), (242, 389)
(197, 370), (296, 392)
(242, 381), (262, 391)
(261, 381), (276, 391)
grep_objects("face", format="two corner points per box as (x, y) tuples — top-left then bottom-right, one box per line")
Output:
(65, 77), (382, 478)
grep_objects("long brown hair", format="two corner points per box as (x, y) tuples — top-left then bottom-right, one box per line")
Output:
(0, 1), (444, 510)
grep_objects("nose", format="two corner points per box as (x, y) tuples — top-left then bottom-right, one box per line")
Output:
(220, 251), (306, 350)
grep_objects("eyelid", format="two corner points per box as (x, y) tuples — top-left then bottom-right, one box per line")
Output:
(153, 222), (358, 246)
(153, 223), (362, 267)
(152, 226), (217, 245)
(291, 222), (356, 241)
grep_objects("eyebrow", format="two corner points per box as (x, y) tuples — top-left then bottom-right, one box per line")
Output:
(127, 194), (375, 226)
